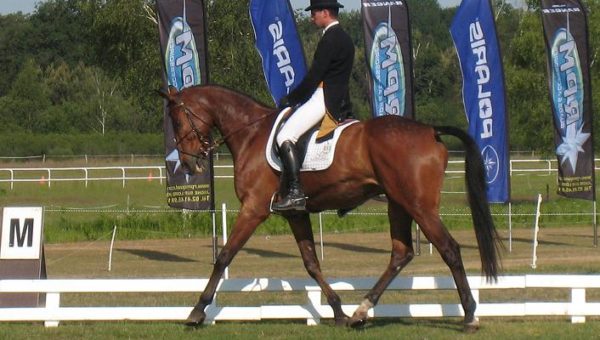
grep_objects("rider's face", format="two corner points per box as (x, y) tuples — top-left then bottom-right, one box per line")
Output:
(310, 9), (327, 28)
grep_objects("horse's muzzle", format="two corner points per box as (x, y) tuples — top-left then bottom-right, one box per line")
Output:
(181, 156), (205, 175)
(194, 160), (205, 174)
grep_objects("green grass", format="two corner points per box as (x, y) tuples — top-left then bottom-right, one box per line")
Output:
(1, 318), (600, 339)
(0, 160), (598, 243)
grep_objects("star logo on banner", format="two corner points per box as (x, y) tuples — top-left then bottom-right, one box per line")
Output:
(165, 149), (191, 183)
(481, 102), (489, 113)
(481, 145), (500, 184)
(484, 153), (497, 178)
(556, 125), (590, 173)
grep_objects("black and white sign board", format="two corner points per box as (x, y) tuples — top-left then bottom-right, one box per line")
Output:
(0, 207), (47, 307)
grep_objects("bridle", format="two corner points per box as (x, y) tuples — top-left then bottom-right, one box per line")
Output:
(171, 99), (277, 160)
(171, 101), (214, 160)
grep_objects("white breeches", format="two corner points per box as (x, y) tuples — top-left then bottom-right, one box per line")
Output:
(276, 88), (326, 147)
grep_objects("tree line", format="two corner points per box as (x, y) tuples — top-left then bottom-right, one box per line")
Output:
(0, 0), (598, 156)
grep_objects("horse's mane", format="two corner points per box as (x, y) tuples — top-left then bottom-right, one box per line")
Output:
(192, 83), (274, 111)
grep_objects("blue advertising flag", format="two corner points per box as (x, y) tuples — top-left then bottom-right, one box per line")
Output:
(250, 0), (306, 105)
(450, 0), (510, 203)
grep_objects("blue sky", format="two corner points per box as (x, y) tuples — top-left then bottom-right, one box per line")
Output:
(0, 0), (39, 14)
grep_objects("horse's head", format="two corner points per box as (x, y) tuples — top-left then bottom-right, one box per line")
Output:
(158, 86), (214, 175)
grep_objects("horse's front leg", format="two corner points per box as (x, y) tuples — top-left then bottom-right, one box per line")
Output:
(287, 213), (349, 326)
(186, 207), (268, 326)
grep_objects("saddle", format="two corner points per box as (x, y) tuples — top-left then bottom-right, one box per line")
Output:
(265, 108), (358, 173)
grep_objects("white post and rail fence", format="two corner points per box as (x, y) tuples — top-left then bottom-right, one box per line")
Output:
(0, 275), (598, 327)
(0, 159), (598, 189)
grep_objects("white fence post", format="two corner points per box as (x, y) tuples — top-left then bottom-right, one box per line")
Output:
(44, 292), (61, 327)
(222, 203), (229, 279)
(318, 212), (324, 261)
(593, 200), (597, 248)
(212, 210), (217, 264)
(508, 202), (513, 252)
(571, 288), (586, 323)
(531, 194), (542, 269)
(108, 225), (117, 272)
(306, 290), (321, 325)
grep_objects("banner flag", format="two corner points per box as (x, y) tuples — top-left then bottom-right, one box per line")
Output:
(250, 0), (306, 105)
(450, 0), (510, 203)
(540, 0), (595, 200)
(361, 0), (414, 118)
(157, 0), (214, 210)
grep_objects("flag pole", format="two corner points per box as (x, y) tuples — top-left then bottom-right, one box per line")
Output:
(594, 200), (597, 247)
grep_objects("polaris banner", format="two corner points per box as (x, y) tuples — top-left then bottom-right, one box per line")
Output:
(361, 0), (414, 118)
(157, 0), (214, 210)
(450, 0), (510, 203)
(540, 0), (595, 200)
(250, 0), (306, 105)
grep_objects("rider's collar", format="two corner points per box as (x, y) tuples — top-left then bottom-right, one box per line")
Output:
(323, 21), (339, 35)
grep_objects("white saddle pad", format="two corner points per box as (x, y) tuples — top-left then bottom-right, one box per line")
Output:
(266, 109), (359, 172)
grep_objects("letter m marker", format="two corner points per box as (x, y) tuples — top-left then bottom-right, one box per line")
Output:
(9, 218), (34, 247)
(1, 207), (43, 259)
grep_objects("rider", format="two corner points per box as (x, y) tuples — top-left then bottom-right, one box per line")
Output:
(273, 0), (355, 212)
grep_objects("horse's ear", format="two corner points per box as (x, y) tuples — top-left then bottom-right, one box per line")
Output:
(156, 88), (171, 101)
(156, 86), (179, 101)
(167, 86), (178, 96)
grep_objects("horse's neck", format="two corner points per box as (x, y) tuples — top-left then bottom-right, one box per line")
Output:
(207, 90), (260, 135)
(205, 88), (273, 157)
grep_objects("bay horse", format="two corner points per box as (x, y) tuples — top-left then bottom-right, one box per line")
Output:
(159, 84), (502, 332)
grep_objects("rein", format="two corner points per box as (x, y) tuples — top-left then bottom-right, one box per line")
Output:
(174, 100), (278, 159)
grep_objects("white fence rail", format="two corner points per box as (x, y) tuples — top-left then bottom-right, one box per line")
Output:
(1, 275), (599, 327)
(1, 159), (597, 189)
(0, 165), (233, 189)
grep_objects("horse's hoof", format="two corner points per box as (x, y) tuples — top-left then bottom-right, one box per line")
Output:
(348, 299), (372, 328)
(347, 315), (367, 328)
(463, 319), (480, 333)
(185, 308), (206, 327)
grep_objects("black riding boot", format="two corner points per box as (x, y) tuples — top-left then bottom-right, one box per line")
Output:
(273, 141), (306, 211)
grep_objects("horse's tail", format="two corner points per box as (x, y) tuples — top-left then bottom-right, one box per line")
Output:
(434, 126), (502, 282)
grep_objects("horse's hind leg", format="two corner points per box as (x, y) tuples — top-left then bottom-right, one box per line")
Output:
(348, 200), (414, 328)
(186, 207), (267, 326)
(287, 213), (348, 326)
(416, 214), (479, 333)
